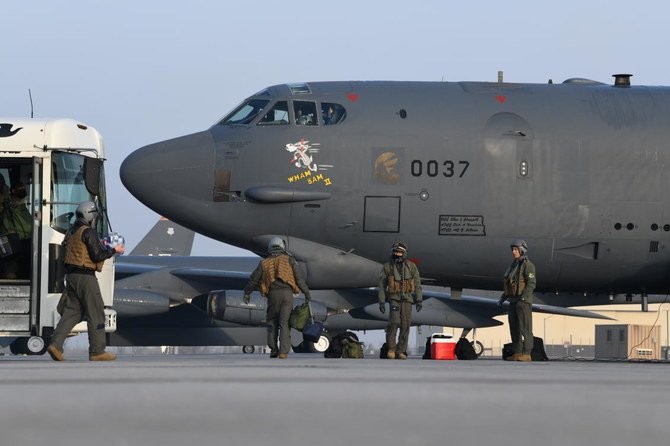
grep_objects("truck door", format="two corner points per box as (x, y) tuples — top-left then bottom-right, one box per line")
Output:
(29, 157), (43, 329)
(0, 157), (38, 336)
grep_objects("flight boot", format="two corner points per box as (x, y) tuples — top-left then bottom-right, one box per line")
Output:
(89, 351), (117, 361)
(46, 345), (65, 362)
(504, 353), (521, 361)
(387, 351), (396, 359)
(278, 353), (288, 359)
(516, 354), (532, 362)
(397, 352), (407, 360)
(269, 351), (279, 358)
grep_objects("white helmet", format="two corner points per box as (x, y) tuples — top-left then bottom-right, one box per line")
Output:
(267, 237), (286, 254)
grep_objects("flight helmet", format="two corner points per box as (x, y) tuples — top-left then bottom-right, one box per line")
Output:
(76, 201), (99, 226)
(391, 241), (408, 262)
(510, 239), (528, 256)
(267, 237), (286, 254)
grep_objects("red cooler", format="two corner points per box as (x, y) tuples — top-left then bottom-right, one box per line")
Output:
(430, 334), (456, 360)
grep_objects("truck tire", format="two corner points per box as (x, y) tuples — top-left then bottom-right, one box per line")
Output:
(10, 336), (48, 356)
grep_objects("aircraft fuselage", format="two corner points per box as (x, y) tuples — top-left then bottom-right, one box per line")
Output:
(121, 78), (670, 294)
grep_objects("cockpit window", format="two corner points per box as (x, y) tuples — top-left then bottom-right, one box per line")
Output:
(253, 88), (271, 96)
(321, 102), (346, 125)
(288, 83), (311, 95)
(218, 99), (270, 126)
(294, 101), (318, 126)
(258, 101), (289, 126)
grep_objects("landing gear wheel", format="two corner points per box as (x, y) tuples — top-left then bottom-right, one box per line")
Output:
(242, 345), (255, 354)
(302, 334), (330, 353)
(472, 340), (484, 357)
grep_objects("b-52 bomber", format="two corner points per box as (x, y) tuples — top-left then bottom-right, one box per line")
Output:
(120, 74), (669, 346)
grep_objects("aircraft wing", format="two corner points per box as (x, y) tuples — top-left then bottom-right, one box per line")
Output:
(113, 265), (251, 318)
(348, 289), (613, 328)
(169, 268), (251, 290)
(115, 261), (164, 280)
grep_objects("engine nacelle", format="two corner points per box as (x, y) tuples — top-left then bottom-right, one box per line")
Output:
(207, 290), (327, 325)
(113, 289), (171, 317)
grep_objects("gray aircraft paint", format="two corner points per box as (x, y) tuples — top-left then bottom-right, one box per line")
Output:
(129, 218), (195, 256)
(121, 77), (670, 303)
(114, 229), (613, 338)
(112, 220), (267, 347)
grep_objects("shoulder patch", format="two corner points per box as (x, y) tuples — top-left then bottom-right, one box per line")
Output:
(528, 272), (535, 279)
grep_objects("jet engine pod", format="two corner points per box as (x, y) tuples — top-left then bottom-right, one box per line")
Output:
(207, 290), (267, 325)
(207, 290), (329, 325)
(113, 289), (171, 317)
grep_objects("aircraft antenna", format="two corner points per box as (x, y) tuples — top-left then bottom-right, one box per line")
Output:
(28, 89), (34, 118)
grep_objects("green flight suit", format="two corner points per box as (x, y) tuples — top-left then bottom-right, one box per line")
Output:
(378, 260), (422, 355)
(503, 258), (536, 355)
(0, 198), (32, 279)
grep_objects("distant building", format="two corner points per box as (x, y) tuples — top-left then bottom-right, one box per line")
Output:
(435, 303), (669, 359)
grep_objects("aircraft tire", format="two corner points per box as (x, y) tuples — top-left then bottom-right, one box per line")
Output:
(242, 345), (255, 354)
(301, 334), (330, 353)
(472, 340), (484, 357)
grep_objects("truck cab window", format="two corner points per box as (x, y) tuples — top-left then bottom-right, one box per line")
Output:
(51, 152), (108, 237)
(321, 102), (346, 125)
(294, 101), (318, 126)
(258, 101), (290, 125)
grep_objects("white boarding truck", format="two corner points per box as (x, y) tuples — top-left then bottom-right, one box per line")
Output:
(0, 118), (116, 355)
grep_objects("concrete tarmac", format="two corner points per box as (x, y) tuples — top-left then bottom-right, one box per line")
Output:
(1, 354), (669, 446)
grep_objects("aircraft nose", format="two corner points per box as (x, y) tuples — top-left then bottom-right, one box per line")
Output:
(121, 130), (215, 208)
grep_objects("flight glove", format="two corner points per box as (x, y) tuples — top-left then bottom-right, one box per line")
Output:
(497, 296), (506, 310)
(415, 301), (423, 312)
(379, 302), (386, 314)
(243, 294), (251, 304)
(304, 294), (311, 302)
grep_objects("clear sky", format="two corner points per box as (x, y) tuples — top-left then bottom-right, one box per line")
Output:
(3, 0), (670, 256)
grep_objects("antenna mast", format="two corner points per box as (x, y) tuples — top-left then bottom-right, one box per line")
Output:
(28, 89), (34, 118)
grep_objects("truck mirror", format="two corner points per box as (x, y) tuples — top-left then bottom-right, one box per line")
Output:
(84, 157), (101, 196)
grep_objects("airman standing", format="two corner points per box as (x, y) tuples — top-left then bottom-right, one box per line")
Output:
(378, 242), (422, 359)
(498, 239), (536, 362)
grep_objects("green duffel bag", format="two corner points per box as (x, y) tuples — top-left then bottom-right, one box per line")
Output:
(289, 302), (311, 331)
(342, 340), (364, 359)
